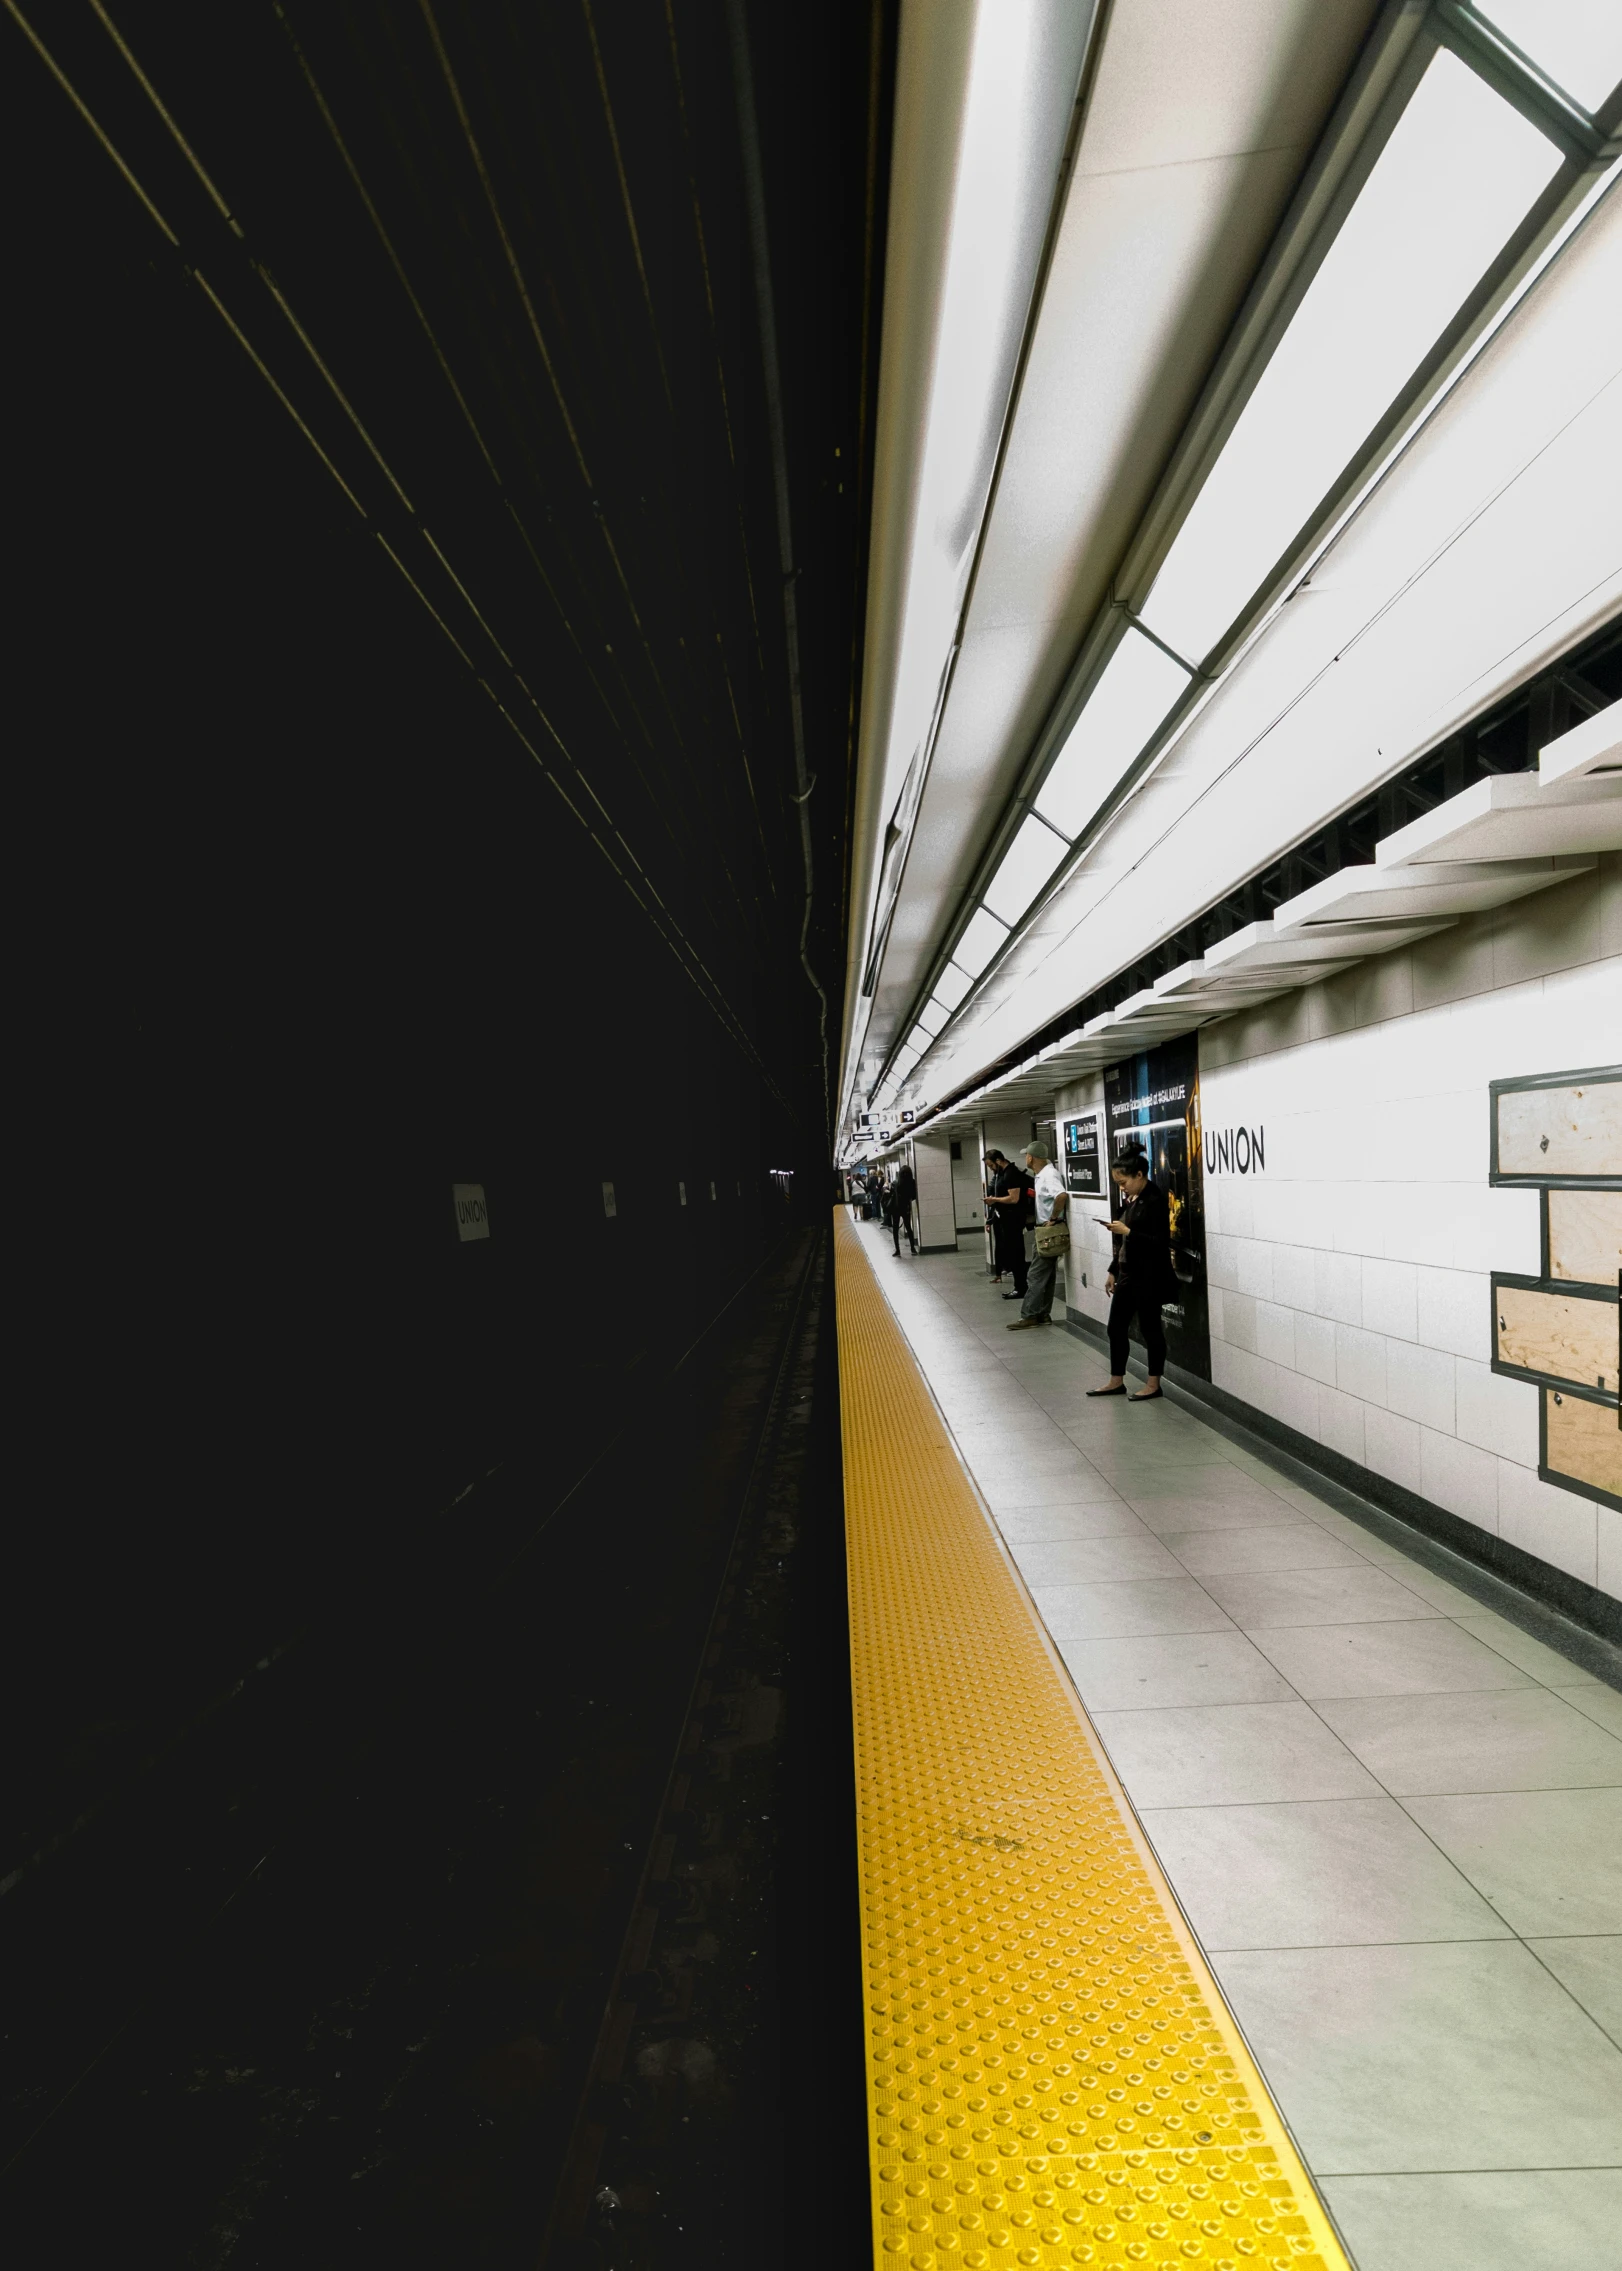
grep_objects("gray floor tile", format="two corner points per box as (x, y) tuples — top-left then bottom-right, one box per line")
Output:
(1338, 1531), (1445, 1573)
(1057, 1629), (1294, 1711)
(1087, 1700), (1379, 1807)
(1161, 1523), (1366, 1575)
(1114, 1462), (1282, 1501)
(1563, 1684), (1622, 1737)
(1008, 1532), (1185, 1586)
(935, 1399), (1037, 1426)
(1318, 1686), (1622, 1794)
(967, 1444), (1110, 1480)
(1249, 1618), (1538, 1700)
(1199, 1565), (1451, 1629)
(1139, 1796), (1511, 1949)
(1375, 1565), (1492, 1616)
(1133, 1493), (1321, 1537)
(1080, 1444), (1239, 1475)
(1529, 1936), (1622, 2043)
(1401, 1787), (1622, 1935)
(1265, 1479), (1361, 1519)
(984, 1472), (1132, 1508)
(991, 1501), (1143, 1543)
(965, 1452), (1109, 1491)
(1031, 1574), (1234, 1641)
(1210, 1446), (1290, 1482)
(1321, 2170), (1622, 2271)
(1212, 1939), (1622, 2171)
(1451, 1611), (1606, 1687)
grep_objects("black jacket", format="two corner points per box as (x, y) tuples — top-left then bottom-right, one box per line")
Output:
(887, 1168), (916, 1221)
(1116, 1178), (1177, 1300)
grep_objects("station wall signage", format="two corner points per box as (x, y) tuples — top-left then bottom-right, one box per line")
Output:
(1203, 1123), (1267, 1175)
(452, 1183), (490, 1240)
(1062, 1108), (1104, 1196)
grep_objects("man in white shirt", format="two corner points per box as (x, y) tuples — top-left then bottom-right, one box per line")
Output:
(1007, 1142), (1067, 1329)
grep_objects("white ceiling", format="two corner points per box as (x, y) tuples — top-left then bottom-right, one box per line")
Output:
(842, 0), (1622, 1154)
(919, 181), (1622, 1094)
(842, 0), (1384, 1114)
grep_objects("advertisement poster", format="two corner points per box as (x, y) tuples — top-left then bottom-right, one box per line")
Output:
(1103, 1034), (1210, 1379)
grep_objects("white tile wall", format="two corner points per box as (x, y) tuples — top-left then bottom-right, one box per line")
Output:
(1198, 946), (1620, 1602)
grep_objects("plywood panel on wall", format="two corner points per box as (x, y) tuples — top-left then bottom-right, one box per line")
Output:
(1547, 1391), (1622, 1500)
(1549, 1188), (1622, 1285)
(1497, 1079), (1622, 1177)
(1497, 1285), (1618, 1395)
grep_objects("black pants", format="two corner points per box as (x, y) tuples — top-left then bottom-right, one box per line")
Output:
(891, 1208), (916, 1254)
(1108, 1280), (1166, 1377)
(992, 1221), (1026, 1294)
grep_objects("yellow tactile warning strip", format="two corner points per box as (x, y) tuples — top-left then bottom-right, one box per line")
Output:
(834, 1211), (1352, 2271)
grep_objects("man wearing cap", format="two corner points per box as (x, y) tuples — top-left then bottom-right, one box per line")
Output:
(1007, 1142), (1066, 1330)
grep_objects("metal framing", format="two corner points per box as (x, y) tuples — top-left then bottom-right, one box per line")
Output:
(1487, 1065), (1622, 1189)
(1484, 1066), (1622, 1513)
(868, 0), (1622, 1119)
(1540, 1382), (1622, 1516)
(1489, 1270), (1619, 1398)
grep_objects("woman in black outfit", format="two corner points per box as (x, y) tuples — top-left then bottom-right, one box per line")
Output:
(1087, 1148), (1176, 1401)
(888, 1162), (918, 1255)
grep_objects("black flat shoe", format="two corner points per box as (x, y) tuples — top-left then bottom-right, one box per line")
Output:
(1086, 1384), (1126, 1397)
(1129, 1388), (1163, 1401)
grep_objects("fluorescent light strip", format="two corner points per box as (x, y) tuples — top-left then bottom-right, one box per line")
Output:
(952, 904), (1011, 975)
(932, 961), (975, 1009)
(981, 811), (1069, 925)
(1035, 628), (1192, 839)
(1138, 48), (1565, 665)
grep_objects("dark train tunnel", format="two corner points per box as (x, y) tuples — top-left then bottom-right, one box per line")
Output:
(4, 2), (883, 2261)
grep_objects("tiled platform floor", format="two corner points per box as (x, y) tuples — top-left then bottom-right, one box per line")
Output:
(854, 1218), (1622, 2271)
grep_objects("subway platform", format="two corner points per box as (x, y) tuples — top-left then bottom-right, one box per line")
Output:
(835, 1209), (1622, 2271)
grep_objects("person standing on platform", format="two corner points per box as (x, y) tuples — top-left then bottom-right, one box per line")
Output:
(984, 1150), (1007, 1282)
(985, 1149), (1031, 1300)
(1006, 1143), (1066, 1329)
(888, 1160), (918, 1256)
(1087, 1147), (1174, 1399)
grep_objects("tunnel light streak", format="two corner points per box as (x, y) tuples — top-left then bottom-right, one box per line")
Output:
(981, 812), (1069, 926)
(1139, 49), (1565, 667)
(1480, 0), (1622, 110)
(1034, 628), (1192, 841)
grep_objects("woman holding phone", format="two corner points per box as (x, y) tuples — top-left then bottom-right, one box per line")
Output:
(1087, 1148), (1175, 1401)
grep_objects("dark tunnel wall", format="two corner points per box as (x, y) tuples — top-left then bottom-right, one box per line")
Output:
(4, 1), (884, 1850)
